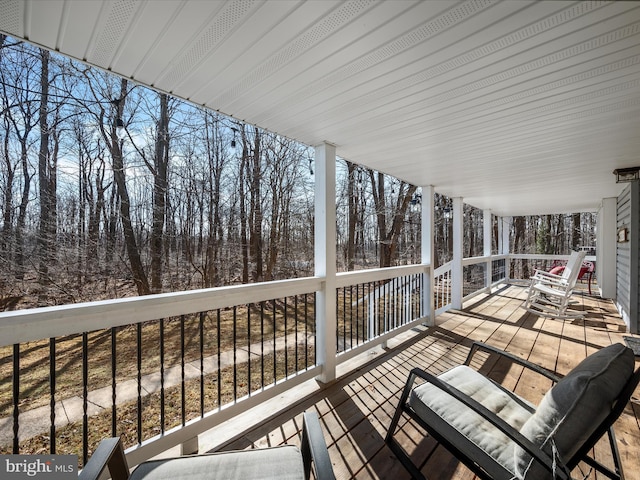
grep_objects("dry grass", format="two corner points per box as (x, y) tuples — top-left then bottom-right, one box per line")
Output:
(0, 301), (315, 416)
(0, 299), (317, 464)
(0, 344), (315, 463)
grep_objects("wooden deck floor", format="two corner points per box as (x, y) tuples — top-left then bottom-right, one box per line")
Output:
(216, 285), (640, 480)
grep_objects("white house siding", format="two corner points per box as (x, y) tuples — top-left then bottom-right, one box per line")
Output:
(616, 183), (639, 333)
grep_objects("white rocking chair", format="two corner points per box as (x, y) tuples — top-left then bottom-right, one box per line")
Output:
(523, 250), (586, 319)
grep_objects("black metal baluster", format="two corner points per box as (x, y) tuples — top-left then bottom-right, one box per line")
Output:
(82, 332), (89, 465)
(372, 282), (377, 338)
(336, 291), (340, 352)
(12, 344), (19, 454)
(400, 276), (404, 326)
(233, 306), (237, 401)
(111, 327), (117, 437)
(313, 292), (317, 365)
(199, 312), (205, 417)
(160, 318), (165, 433)
(358, 283), (363, 344)
(399, 276), (404, 325)
(216, 309), (221, 410)
(393, 277), (398, 329)
(137, 323), (142, 444)
(365, 281), (370, 340)
(260, 301), (265, 388)
(411, 275), (415, 320)
(181, 315), (185, 426)
(247, 304), (251, 396)
(49, 338), (56, 454)
(272, 300), (277, 382)
(284, 297), (288, 377)
(355, 284), (360, 347)
(304, 294), (309, 368)
(294, 295), (299, 373)
(421, 272), (425, 318)
(372, 281), (376, 338)
(416, 273), (420, 318)
(342, 287), (347, 353)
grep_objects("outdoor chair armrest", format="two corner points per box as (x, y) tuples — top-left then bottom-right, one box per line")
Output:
(79, 437), (130, 480)
(532, 269), (563, 280)
(301, 411), (335, 480)
(464, 342), (562, 383)
(531, 270), (568, 287)
(406, 367), (570, 480)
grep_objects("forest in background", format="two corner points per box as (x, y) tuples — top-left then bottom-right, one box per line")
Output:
(0, 36), (596, 310)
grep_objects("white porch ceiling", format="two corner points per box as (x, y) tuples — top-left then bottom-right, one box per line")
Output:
(2, 0), (640, 216)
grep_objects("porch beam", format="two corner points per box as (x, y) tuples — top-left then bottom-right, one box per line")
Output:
(314, 142), (337, 384)
(451, 197), (463, 309)
(422, 186), (435, 324)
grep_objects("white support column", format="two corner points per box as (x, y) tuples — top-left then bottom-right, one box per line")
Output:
(484, 209), (492, 290)
(499, 216), (511, 280)
(452, 197), (464, 309)
(422, 186), (435, 325)
(597, 198), (617, 299)
(314, 143), (337, 384)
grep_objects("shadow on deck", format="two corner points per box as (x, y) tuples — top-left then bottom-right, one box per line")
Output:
(200, 285), (640, 480)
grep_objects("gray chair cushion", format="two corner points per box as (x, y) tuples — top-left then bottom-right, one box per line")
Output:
(515, 343), (635, 478)
(129, 445), (305, 480)
(410, 364), (535, 473)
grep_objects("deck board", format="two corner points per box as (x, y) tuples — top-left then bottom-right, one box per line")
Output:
(214, 285), (640, 479)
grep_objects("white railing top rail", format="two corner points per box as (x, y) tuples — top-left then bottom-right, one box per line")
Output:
(462, 254), (508, 266)
(433, 261), (452, 277)
(433, 255), (507, 277)
(510, 253), (596, 262)
(0, 276), (322, 347)
(335, 263), (429, 288)
(0, 253), (594, 348)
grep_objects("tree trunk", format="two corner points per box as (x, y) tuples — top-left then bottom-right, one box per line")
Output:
(368, 171), (416, 268)
(571, 213), (581, 250)
(249, 128), (263, 282)
(15, 138), (30, 280)
(346, 162), (357, 271)
(239, 142), (249, 283)
(150, 93), (169, 293)
(512, 216), (528, 278)
(37, 49), (54, 284)
(1, 114), (14, 254)
(110, 79), (150, 295)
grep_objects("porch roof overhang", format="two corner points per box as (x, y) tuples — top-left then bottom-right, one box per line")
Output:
(2, 0), (640, 217)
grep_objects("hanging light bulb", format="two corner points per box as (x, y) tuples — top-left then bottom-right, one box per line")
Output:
(231, 128), (238, 149)
(116, 118), (126, 140)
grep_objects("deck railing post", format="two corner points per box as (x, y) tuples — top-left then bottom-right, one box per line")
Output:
(314, 142), (337, 384)
(597, 197), (617, 299)
(422, 186), (435, 324)
(451, 197), (464, 309)
(499, 216), (511, 280)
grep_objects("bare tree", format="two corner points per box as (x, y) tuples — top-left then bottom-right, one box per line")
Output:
(36, 49), (56, 284)
(368, 171), (417, 267)
(345, 161), (358, 271)
(98, 78), (150, 295)
(1, 43), (39, 280)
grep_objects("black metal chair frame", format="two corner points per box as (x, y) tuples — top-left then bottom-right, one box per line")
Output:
(79, 411), (335, 480)
(386, 342), (640, 480)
